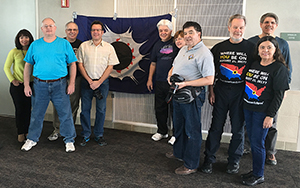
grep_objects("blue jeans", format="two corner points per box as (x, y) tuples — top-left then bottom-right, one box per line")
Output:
(53, 76), (82, 132)
(27, 78), (76, 143)
(244, 109), (269, 177)
(80, 78), (109, 138)
(173, 91), (205, 170)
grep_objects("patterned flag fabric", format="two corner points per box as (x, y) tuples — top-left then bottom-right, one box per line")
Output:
(74, 14), (172, 93)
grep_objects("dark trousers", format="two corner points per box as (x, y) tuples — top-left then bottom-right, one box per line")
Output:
(204, 82), (244, 164)
(244, 113), (278, 155)
(173, 91), (205, 169)
(265, 125), (277, 155)
(244, 109), (269, 177)
(9, 82), (32, 135)
(155, 81), (172, 135)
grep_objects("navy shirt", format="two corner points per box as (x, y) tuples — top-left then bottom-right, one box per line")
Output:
(150, 37), (179, 81)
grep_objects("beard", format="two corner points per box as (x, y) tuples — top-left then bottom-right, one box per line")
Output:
(230, 33), (243, 42)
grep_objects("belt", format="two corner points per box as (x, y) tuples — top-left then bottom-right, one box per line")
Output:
(34, 76), (67, 83)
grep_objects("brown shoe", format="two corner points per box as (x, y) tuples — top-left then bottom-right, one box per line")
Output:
(165, 152), (183, 161)
(166, 151), (176, 159)
(18, 134), (25, 143)
(175, 165), (197, 175)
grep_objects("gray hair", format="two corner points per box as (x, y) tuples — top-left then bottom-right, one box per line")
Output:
(157, 19), (173, 31)
(260, 12), (279, 24)
(65, 21), (78, 29)
(228, 14), (246, 27)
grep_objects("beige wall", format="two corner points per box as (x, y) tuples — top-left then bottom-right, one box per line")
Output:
(244, 0), (300, 90)
(0, 0), (36, 115)
(37, 0), (115, 38)
(244, 0), (300, 152)
(276, 91), (300, 151)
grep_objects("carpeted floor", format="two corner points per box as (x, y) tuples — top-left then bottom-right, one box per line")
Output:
(0, 116), (299, 188)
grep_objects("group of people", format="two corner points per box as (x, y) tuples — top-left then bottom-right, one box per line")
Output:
(4, 18), (119, 153)
(4, 12), (291, 186)
(149, 13), (290, 186)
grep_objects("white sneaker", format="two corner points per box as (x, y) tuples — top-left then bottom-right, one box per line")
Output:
(151, 133), (168, 141)
(21, 139), (37, 151)
(48, 131), (59, 141)
(168, 136), (176, 145)
(65, 142), (75, 153)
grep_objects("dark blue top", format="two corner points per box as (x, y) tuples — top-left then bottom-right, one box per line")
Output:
(150, 37), (179, 81)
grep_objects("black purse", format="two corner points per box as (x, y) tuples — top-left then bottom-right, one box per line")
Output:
(173, 86), (204, 104)
(165, 74), (204, 104)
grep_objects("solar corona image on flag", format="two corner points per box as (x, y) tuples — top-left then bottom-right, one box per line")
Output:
(75, 14), (172, 93)
(102, 26), (145, 84)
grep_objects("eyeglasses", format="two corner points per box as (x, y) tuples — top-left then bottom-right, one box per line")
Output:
(91, 29), (103, 32)
(66, 29), (78, 32)
(42, 25), (55, 28)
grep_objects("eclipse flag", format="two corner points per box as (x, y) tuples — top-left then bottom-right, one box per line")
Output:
(74, 14), (172, 94)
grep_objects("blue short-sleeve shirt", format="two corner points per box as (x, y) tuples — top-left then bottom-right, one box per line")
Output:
(24, 37), (78, 80)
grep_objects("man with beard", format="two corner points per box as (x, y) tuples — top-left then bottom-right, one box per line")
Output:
(201, 14), (255, 174)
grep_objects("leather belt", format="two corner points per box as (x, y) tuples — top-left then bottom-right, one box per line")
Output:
(34, 76), (67, 83)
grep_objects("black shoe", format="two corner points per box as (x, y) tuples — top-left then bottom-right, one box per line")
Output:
(266, 154), (277, 165)
(95, 137), (107, 146)
(201, 162), (212, 174)
(241, 171), (253, 180)
(80, 137), (90, 146)
(242, 174), (264, 186)
(226, 163), (239, 174)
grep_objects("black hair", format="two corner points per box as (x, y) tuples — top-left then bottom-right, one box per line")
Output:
(15, 29), (34, 50)
(254, 36), (287, 69)
(90, 20), (104, 31)
(182, 21), (202, 38)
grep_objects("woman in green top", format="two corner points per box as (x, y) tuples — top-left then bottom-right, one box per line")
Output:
(4, 29), (34, 142)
